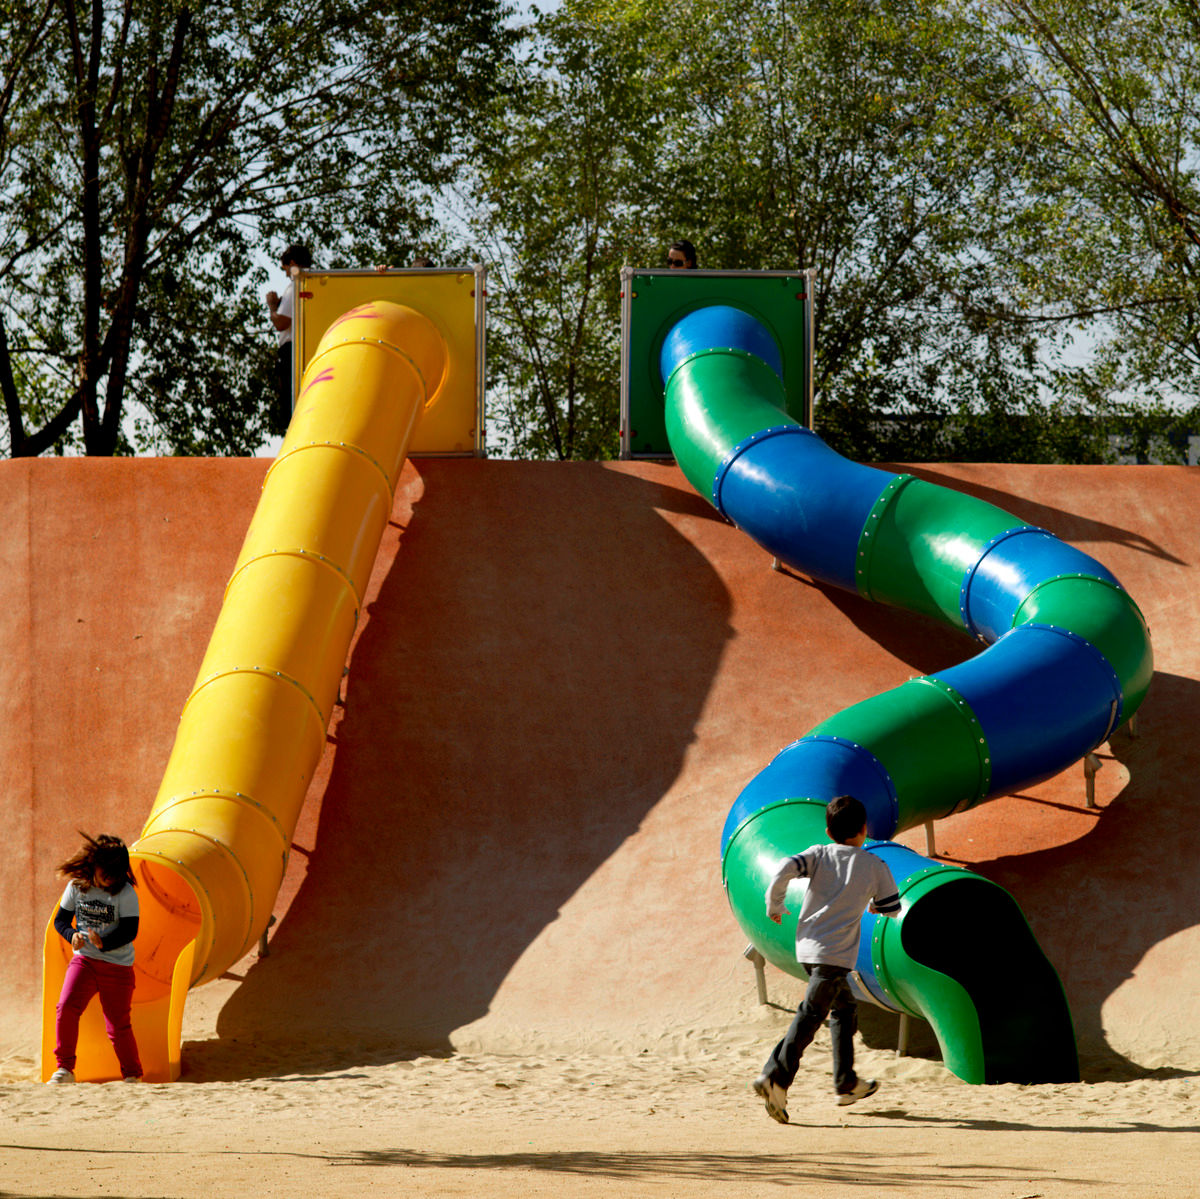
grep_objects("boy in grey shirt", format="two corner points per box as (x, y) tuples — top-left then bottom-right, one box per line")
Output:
(753, 794), (900, 1123)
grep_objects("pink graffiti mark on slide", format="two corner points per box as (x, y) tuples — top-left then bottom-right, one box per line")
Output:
(293, 367), (338, 417)
(300, 367), (336, 400)
(327, 303), (382, 333)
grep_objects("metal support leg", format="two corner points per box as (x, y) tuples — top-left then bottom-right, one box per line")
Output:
(924, 821), (936, 858)
(743, 943), (768, 1005)
(771, 556), (782, 572)
(1084, 752), (1101, 809)
(1128, 712), (1139, 739)
(258, 914), (277, 957)
(897, 1013), (911, 1057)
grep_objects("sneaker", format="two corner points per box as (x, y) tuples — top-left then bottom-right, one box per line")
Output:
(752, 1073), (789, 1124)
(47, 1068), (75, 1085)
(836, 1078), (880, 1106)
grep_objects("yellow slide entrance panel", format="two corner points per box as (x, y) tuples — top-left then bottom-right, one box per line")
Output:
(42, 300), (456, 1081)
(296, 267), (485, 456)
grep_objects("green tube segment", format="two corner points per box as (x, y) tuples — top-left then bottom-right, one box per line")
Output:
(721, 798), (831, 978)
(808, 676), (992, 828)
(1014, 575), (1153, 717)
(867, 849), (1078, 1084)
(664, 349), (798, 503)
(856, 474), (1023, 629)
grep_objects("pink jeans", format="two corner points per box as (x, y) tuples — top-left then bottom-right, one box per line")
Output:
(55, 954), (142, 1078)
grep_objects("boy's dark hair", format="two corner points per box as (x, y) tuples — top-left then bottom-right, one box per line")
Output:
(826, 795), (868, 844)
(281, 243), (313, 270)
(58, 832), (136, 890)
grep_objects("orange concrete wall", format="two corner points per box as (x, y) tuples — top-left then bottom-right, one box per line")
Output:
(6, 458), (1200, 1076)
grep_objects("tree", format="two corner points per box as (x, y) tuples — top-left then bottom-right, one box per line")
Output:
(642, 0), (1078, 461)
(972, 0), (1200, 422)
(471, 0), (1085, 462)
(0, 0), (514, 457)
(462, 3), (667, 460)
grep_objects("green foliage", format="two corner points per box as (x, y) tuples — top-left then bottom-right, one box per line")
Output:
(462, 3), (668, 459)
(0, 0), (515, 457)
(977, 0), (1200, 407)
(646, 0), (1078, 462)
(470, 0), (1085, 461)
(7, 0), (1199, 464)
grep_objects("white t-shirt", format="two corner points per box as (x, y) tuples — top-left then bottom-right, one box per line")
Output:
(60, 880), (139, 967)
(765, 843), (900, 969)
(276, 281), (295, 346)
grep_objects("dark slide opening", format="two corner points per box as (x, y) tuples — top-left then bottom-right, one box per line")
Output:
(902, 878), (1079, 1083)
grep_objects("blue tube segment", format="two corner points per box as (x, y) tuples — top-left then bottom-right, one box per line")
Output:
(866, 839), (934, 890)
(852, 840), (930, 1006)
(933, 624), (1123, 795)
(714, 428), (897, 591)
(659, 305), (784, 384)
(962, 527), (1120, 641)
(720, 734), (899, 856)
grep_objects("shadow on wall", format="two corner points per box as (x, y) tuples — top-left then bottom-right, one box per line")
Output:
(775, 462), (1183, 681)
(178, 462), (1197, 1083)
(902, 465), (1187, 566)
(194, 463), (732, 1076)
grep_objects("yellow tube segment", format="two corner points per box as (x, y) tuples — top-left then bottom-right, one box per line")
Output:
(42, 301), (447, 1081)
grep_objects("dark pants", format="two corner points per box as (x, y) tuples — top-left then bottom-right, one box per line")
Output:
(271, 345), (293, 436)
(763, 963), (859, 1095)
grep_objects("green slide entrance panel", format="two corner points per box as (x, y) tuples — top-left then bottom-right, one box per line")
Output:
(619, 268), (814, 459)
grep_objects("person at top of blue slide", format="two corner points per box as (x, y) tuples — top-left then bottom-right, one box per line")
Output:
(666, 239), (697, 269)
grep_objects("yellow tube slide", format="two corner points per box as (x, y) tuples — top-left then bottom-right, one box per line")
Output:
(42, 301), (448, 1081)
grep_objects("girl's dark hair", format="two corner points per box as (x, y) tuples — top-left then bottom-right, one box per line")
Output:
(826, 795), (868, 844)
(58, 833), (136, 890)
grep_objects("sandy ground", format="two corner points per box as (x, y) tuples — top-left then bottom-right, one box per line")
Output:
(3, 976), (1199, 1199)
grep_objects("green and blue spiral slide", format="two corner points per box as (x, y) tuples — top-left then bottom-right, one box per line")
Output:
(625, 281), (1153, 1084)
